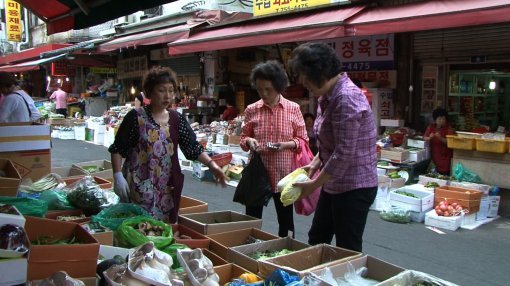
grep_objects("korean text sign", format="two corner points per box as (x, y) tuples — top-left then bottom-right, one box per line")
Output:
(254, 0), (332, 17)
(5, 0), (22, 42)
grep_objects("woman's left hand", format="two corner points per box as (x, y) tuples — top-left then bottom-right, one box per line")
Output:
(209, 164), (228, 187)
(294, 179), (318, 200)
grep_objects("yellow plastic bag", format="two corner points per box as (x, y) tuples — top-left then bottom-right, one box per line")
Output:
(279, 168), (310, 207)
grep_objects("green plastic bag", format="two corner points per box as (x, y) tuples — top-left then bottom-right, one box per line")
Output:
(0, 196), (48, 217)
(92, 203), (150, 231)
(453, 163), (482, 183)
(116, 216), (173, 249)
(39, 190), (75, 210)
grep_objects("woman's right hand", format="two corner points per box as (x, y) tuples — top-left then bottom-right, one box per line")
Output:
(303, 155), (321, 178)
(247, 138), (260, 152)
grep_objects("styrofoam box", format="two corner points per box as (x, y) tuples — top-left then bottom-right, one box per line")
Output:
(0, 205), (25, 227)
(488, 196), (500, 218)
(410, 207), (433, 223)
(418, 175), (449, 187)
(99, 245), (130, 261)
(380, 119), (404, 127)
(408, 148), (429, 163)
(407, 138), (429, 149)
(390, 177), (406, 189)
(389, 185), (434, 212)
(476, 196), (490, 221)
(377, 168), (387, 176)
(461, 213), (477, 227)
(424, 210), (463, 231)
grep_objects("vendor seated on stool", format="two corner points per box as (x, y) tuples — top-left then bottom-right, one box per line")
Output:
(423, 107), (455, 175)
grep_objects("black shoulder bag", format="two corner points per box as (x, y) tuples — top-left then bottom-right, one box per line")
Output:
(233, 152), (273, 207)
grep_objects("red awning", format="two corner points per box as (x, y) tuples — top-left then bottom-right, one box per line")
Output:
(17, 0), (178, 35)
(96, 23), (200, 53)
(0, 44), (71, 65)
(168, 6), (365, 56)
(0, 54), (67, 73)
(344, 0), (510, 36)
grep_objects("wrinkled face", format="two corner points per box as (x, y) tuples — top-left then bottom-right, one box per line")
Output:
(149, 83), (175, 108)
(255, 79), (279, 105)
(435, 116), (446, 128)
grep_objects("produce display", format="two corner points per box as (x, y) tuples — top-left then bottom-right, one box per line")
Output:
(247, 249), (293, 260)
(67, 176), (119, 216)
(424, 182), (440, 189)
(388, 171), (402, 179)
(32, 271), (85, 286)
(178, 248), (219, 286)
(278, 168), (310, 207)
(32, 235), (80, 245)
(434, 200), (466, 217)
(136, 221), (165, 236)
(116, 217), (173, 249)
(380, 206), (411, 224)
(395, 190), (418, 198)
(91, 203), (150, 231)
(18, 173), (64, 194)
(56, 214), (87, 221)
(424, 173), (455, 181)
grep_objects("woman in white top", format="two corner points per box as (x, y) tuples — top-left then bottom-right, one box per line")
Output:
(0, 72), (41, 123)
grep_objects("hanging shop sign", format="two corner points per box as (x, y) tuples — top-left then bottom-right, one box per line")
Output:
(51, 60), (76, 76)
(322, 34), (394, 71)
(117, 56), (148, 79)
(348, 70), (397, 89)
(420, 65), (439, 114)
(166, 0), (253, 14)
(5, 0), (22, 42)
(254, 0), (349, 17)
(377, 89), (394, 119)
(90, 67), (117, 74)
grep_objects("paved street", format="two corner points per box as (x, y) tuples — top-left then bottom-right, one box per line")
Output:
(52, 138), (510, 286)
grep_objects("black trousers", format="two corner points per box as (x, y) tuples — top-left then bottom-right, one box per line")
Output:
(308, 186), (377, 252)
(56, 108), (68, 117)
(246, 192), (294, 238)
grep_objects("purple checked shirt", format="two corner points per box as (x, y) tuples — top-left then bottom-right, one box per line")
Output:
(314, 73), (378, 194)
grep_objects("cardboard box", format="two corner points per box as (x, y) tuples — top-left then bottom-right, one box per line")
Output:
(258, 244), (360, 278)
(45, 209), (88, 223)
(0, 123), (51, 180)
(0, 158), (22, 197)
(0, 257), (27, 285)
(203, 248), (228, 266)
(63, 175), (112, 189)
(449, 181), (491, 195)
(73, 160), (113, 182)
(488, 196), (500, 217)
(308, 255), (404, 286)
(214, 263), (262, 285)
(170, 224), (210, 249)
(25, 216), (100, 280)
(228, 135), (241, 145)
(0, 149), (51, 181)
(178, 211), (262, 235)
(389, 186), (434, 212)
(407, 138), (429, 149)
(207, 228), (279, 259)
(380, 148), (409, 163)
(434, 185), (483, 213)
(424, 210), (463, 231)
(179, 196), (208, 215)
(0, 205), (26, 227)
(228, 237), (309, 274)
(51, 166), (87, 178)
(81, 222), (114, 246)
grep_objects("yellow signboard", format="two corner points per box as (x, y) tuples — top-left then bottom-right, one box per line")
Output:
(90, 67), (117, 74)
(5, 0), (22, 42)
(254, 0), (331, 17)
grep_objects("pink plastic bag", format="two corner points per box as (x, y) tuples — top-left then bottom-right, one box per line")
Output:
(292, 139), (321, 216)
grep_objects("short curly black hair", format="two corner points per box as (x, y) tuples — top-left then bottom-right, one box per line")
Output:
(432, 107), (448, 121)
(288, 42), (342, 87)
(143, 66), (177, 98)
(249, 60), (288, 94)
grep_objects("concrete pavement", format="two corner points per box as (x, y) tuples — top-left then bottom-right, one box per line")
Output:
(51, 138), (510, 286)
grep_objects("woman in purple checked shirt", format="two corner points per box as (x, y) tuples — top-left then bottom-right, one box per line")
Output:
(289, 42), (378, 252)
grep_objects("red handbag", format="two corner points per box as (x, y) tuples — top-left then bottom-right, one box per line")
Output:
(292, 139), (321, 216)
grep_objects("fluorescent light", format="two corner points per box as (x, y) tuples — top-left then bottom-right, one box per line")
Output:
(489, 80), (496, 90)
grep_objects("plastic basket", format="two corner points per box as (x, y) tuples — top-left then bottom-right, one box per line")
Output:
(211, 152), (233, 167)
(446, 135), (476, 150)
(475, 138), (508, 154)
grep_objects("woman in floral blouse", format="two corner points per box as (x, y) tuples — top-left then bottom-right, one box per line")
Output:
(109, 66), (227, 223)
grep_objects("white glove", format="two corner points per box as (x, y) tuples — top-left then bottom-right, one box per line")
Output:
(113, 172), (130, 202)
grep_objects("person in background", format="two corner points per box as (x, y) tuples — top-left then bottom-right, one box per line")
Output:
(240, 60), (308, 238)
(0, 72), (41, 122)
(289, 42), (377, 252)
(221, 97), (239, 121)
(134, 93), (144, 108)
(303, 113), (318, 155)
(109, 66), (227, 223)
(50, 87), (68, 117)
(423, 107), (455, 175)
